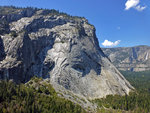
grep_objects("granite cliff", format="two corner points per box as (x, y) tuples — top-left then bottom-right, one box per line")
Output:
(0, 6), (133, 103)
(102, 46), (150, 72)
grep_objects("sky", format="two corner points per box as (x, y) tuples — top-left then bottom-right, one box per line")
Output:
(0, 0), (150, 47)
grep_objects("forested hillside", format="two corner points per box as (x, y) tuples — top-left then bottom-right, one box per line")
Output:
(0, 77), (85, 113)
(95, 70), (150, 113)
(1, 71), (150, 113)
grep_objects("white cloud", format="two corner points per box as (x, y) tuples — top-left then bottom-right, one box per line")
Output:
(125, 0), (139, 10)
(125, 0), (146, 11)
(135, 5), (146, 11)
(102, 40), (121, 47)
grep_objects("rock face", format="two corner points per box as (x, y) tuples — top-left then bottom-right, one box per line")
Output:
(0, 6), (133, 99)
(102, 46), (150, 72)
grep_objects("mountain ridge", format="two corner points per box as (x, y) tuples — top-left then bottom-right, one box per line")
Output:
(102, 45), (150, 72)
(103, 45), (149, 48)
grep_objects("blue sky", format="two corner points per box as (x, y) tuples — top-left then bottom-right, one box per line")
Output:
(0, 0), (150, 47)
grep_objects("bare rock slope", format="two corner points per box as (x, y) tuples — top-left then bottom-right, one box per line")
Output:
(0, 7), (133, 100)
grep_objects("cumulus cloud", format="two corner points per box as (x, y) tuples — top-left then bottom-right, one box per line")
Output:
(125, 0), (139, 10)
(102, 40), (121, 47)
(125, 0), (146, 11)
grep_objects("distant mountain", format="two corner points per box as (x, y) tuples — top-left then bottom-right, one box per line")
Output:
(102, 45), (150, 72)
